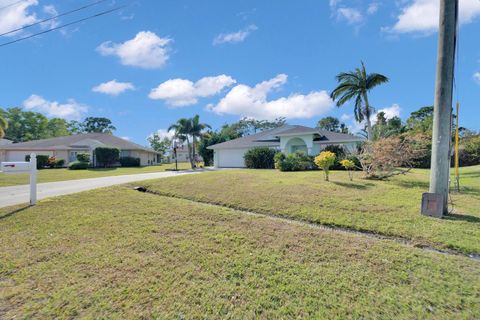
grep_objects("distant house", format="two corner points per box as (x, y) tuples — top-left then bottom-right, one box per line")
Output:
(207, 125), (364, 168)
(0, 133), (160, 166)
(170, 144), (203, 163)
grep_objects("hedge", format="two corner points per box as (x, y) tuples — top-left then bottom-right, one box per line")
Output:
(68, 161), (89, 170)
(119, 156), (140, 167)
(76, 153), (91, 163)
(25, 154), (50, 169)
(94, 147), (120, 167)
(244, 147), (277, 169)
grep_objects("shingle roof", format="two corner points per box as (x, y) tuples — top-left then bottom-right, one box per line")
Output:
(207, 125), (363, 150)
(0, 133), (158, 153)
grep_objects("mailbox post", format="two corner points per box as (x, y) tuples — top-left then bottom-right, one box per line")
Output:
(30, 153), (37, 205)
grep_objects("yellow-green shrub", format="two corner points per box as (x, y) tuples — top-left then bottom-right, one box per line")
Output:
(314, 151), (336, 181)
(340, 159), (355, 181)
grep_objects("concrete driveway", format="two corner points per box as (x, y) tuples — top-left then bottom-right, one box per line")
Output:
(0, 170), (204, 208)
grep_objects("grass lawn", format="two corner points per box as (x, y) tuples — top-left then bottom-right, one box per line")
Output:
(0, 187), (479, 318)
(0, 162), (193, 187)
(142, 165), (480, 255)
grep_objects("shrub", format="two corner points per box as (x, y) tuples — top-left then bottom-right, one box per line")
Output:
(314, 151), (336, 181)
(277, 151), (317, 172)
(94, 147), (120, 167)
(458, 136), (480, 166)
(340, 159), (355, 181)
(25, 154), (50, 169)
(68, 161), (89, 170)
(244, 147), (277, 169)
(54, 159), (65, 168)
(359, 136), (425, 179)
(76, 153), (91, 163)
(274, 152), (286, 169)
(119, 156), (140, 167)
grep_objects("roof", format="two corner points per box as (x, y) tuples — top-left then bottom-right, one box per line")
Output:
(0, 133), (158, 153)
(207, 125), (363, 150)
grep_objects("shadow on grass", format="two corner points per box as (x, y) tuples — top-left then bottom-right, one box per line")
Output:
(86, 168), (118, 172)
(0, 206), (31, 221)
(444, 213), (480, 224)
(331, 181), (374, 190)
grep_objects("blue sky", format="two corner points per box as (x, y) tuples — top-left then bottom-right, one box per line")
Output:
(1, 0), (479, 145)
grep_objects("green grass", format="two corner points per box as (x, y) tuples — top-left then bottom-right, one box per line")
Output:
(142, 165), (480, 255)
(0, 162), (193, 187)
(1, 187), (479, 318)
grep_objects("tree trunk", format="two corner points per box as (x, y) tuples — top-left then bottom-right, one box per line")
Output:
(186, 136), (194, 169)
(191, 136), (196, 169)
(363, 92), (373, 140)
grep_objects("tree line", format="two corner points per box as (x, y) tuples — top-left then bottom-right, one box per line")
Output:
(0, 107), (116, 142)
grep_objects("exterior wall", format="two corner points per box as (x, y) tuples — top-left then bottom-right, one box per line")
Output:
(130, 150), (158, 166)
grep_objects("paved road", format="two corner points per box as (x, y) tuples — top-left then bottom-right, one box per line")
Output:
(0, 170), (203, 208)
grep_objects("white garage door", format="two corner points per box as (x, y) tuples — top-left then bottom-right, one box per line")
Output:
(217, 149), (249, 168)
(7, 151), (53, 162)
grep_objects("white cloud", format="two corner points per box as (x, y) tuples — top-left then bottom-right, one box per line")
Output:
(330, 1), (364, 24)
(207, 74), (334, 120)
(23, 95), (88, 120)
(340, 113), (353, 121)
(389, 0), (480, 34)
(152, 129), (175, 140)
(213, 24), (258, 45)
(92, 80), (135, 96)
(346, 104), (401, 134)
(0, 0), (38, 36)
(40, 5), (59, 30)
(373, 104), (401, 122)
(97, 31), (172, 69)
(149, 75), (236, 107)
(121, 136), (130, 141)
(367, 2), (379, 15)
(473, 72), (480, 84)
(336, 7), (363, 24)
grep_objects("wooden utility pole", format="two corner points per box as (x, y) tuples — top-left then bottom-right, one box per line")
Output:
(429, 0), (458, 215)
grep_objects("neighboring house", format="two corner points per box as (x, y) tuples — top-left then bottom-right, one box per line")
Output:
(0, 133), (160, 167)
(207, 125), (364, 168)
(0, 139), (13, 146)
(170, 145), (203, 163)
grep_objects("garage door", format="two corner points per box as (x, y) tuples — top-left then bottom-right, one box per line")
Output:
(217, 149), (249, 168)
(7, 151), (54, 162)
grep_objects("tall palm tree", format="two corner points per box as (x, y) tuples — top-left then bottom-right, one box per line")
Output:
(0, 115), (8, 139)
(190, 115), (211, 167)
(330, 62), (389, 140)
(168, 118), (194, 168)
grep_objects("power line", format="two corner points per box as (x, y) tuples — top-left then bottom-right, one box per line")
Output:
(0, 0), (110, 37)
(0, 5), (126, 48)
(0, 0), (24, 11)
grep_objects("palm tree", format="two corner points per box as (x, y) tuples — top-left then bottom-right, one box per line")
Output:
(0, 115), (8, 139)
(168, 118), (194, 168)
(190, 115), (211, 167)
(330, 62), (389, 140)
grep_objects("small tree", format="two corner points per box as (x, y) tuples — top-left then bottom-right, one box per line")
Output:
(340, 159), (355, 181)
(94, 147), (120, 167)
(314, 151), (336, 181)
(359, 136), (425, 179)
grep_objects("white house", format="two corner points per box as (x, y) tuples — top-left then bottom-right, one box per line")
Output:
(207, 125), (364, 168)
(0, 133), (160, 166)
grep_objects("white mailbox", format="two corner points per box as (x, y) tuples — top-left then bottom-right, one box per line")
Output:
(1, 161), (31, 173)
(0, 153), (37, 205)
